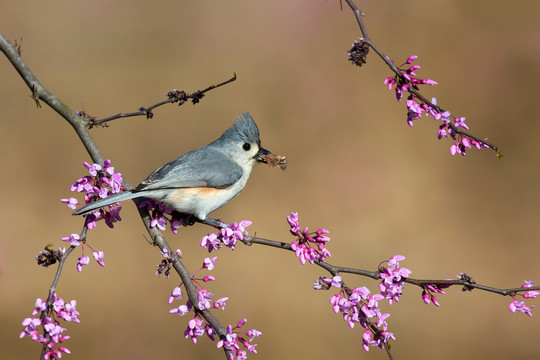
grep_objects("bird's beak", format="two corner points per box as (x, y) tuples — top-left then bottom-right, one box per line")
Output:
(253, 147), (272, 163)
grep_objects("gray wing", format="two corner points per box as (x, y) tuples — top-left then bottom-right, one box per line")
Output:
(134, 146), (243, 192)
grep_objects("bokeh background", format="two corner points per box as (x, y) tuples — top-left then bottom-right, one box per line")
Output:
(1, 1), (539, 359)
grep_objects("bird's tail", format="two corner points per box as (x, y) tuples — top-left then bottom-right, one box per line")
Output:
(72, 191), (140, 215)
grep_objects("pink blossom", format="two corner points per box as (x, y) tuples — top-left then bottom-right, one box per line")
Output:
(203, 257), (218, 270)
(200, 221), (252, 252)
(509, 300), (534, 317)
(406, 55), (418, 63)
(61, 234), (81, 247)
(330, 276), (342, 288)
(200, 233), (221, 252)
(60, 197), (78, 210)
(454, 117), (469, 130)
(197, 289), (214, 310)
(521, 280), (540, 299)
(32, 298), (47, 316)
(69, 160), (125, 229)
(83, 162), (101, 176)
(213, 297), (229, 310)
(168, 286), (183, 304)
(184, 318), (205, 344)
(216, 325), (239, 351)
(246, 329), (262, 342)
(76, 255), (90, 272)
(92, 251), (105, 267)
(150, 213), (168, 231)
(237, 318), (248, 328)
(287, 212), (331, 265)
(169, 304), (189, 316)
(60, 300), (80, 323)
(20, 317), (41, 339)
(379, 255), (410, 304)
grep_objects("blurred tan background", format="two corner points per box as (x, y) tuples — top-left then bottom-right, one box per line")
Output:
(1, 0), (539, 359)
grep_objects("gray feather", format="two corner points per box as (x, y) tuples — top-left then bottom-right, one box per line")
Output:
(220, 112), (260, 145)
(72, 191), (140, 215)
(135, 112), (259, 192)
(136, 147), (243, 191)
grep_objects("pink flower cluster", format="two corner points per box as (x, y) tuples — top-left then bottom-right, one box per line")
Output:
(60, 233), (105, 272)
(316, 256), (411, 352)
(324, 276), (394, 352)
(384, 55), (437, 104)
(168, 256), (229, 316)
(287, 212), (331, 265)
(169, 287), (230, 317)
(167, 256), (261, 359)
(421, 283), (450, 307)
(20, 293), (79, 359)
(509, 280), (539, 317)
(58, 161), (115, 273)
(138, 199), (187, 234)
(216, 321), (262, 360)
(383, 56), (489, 156)
(62, 160), (124, 228)
(378, 255), (412, 304)
(200, 221), (252, 252)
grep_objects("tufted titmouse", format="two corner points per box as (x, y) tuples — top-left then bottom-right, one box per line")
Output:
(73, 112), (276, 220)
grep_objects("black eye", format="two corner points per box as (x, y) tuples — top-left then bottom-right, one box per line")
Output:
(242, 143), (251, 151)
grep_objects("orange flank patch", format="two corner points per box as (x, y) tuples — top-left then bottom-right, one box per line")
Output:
(167, 187), (231, 204)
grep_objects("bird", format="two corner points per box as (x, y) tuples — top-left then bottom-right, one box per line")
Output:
(73, 112), (274, 220)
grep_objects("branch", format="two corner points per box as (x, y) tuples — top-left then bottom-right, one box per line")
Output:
(1, 33), (234, 359)
(244, 235), (539, 296)
(342, 0), (499, 156)
(136, 206), (233, 358)
(89, 73), (237, 127)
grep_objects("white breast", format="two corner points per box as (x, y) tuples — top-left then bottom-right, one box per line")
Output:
(161, 165), (253, 220)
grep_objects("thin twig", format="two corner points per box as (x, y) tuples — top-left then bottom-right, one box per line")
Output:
(342, 0), (498, 154)
(90, 73), (237, 127)
(243, 235), (539, 296)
